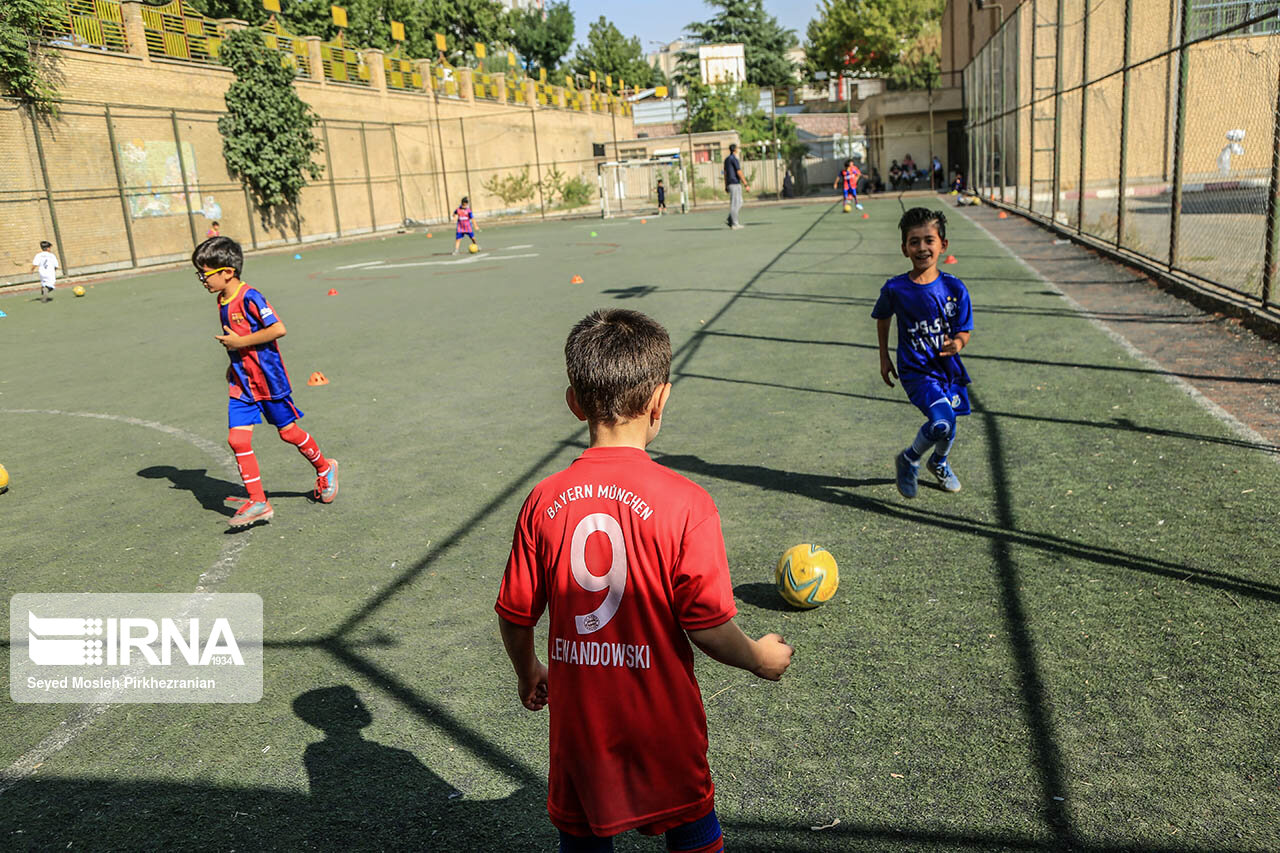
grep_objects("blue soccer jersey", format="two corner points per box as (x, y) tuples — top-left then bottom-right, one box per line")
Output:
(219, 282), (292, 402)
(871, 271), (973, 391)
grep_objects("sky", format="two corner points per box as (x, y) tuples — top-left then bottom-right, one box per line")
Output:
(564, 0), (822, 54)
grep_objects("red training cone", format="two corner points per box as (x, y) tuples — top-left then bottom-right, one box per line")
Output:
(861, 213), (869, 219)
(998, 211), (1008, 219)
(327, 288), (338, 296)
(944, 255), (958, 264)
(570, 274), (584, 284)
(307, 371), (329, 386)
(426, 232), (433, 238)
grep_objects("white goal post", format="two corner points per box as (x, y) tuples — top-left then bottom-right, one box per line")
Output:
(596, 157), (688, 218)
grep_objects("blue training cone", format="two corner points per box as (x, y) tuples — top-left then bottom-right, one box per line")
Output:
(294, 253), (302, 260)
(0, 310), (7, 318)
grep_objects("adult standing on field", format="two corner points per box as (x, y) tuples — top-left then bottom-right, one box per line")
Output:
(724, 143), (748, 230)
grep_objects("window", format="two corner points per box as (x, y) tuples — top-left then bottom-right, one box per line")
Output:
(1187, 0), (1280, 38)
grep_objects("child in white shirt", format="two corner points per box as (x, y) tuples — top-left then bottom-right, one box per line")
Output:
(32, 240), (59, 302)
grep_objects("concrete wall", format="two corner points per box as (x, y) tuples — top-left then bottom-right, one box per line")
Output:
(1, 3), (632, 280)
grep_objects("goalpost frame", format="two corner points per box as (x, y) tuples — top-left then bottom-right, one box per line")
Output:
(596, 157), (688, 218)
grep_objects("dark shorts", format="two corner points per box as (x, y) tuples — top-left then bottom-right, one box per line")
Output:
(228, 395), (303, 429)
(456, 229), (473, 240)
(903, 377), (970, 419)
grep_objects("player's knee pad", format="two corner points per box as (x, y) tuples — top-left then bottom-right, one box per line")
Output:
(924, 400), (956, 442)
(228, 428), (253, 454)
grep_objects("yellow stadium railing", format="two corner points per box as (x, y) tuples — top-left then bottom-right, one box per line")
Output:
(261, 16), (310, 77)
(43, 0), (129, 53)
(140, 0), (222, 63)
(320, 32), (369, 85)
(383, 45), (421, 91)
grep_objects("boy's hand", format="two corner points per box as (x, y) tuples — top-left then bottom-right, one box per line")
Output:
(215, 325), (247, 350)
(517, 661), (549, 711)
(751, 633), (794, 681)
(939, 337), (964, 357)
(880, 355), (899, 388)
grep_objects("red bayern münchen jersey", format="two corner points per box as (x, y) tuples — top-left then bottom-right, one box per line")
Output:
(218, 282), (292, 401)
(454, 207), (474, 233)
(843, 166), (861, 189)
(496, 446), (737, 836)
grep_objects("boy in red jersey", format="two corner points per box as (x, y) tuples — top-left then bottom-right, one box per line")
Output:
(451, 196), (479, 255)
(193, 237), (338, 528)
(496, 309), (794, 853)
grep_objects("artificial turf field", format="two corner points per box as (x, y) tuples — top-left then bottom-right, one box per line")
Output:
(1, 199), (1277, 852)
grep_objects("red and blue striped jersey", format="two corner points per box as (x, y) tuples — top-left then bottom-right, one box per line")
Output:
(454, 207), (474, 233)
(219, 282), (291, 401)
(843, 166), (861, 189)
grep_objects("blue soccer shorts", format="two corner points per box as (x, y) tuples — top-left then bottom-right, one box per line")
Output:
(903, 376), (970, 419)
(228, 394), (303, 429)
(456, 229), (474, 241)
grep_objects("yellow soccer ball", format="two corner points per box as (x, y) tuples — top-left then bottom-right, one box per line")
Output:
(775, 544), (839, 609)
(468, 243), (479, 254)
(73, 285), (86, 297)
(843, 203), (851, 213)
(0, 463), (9, 492)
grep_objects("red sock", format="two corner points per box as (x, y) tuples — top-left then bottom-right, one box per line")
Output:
(228, 429), (266, 502)
(278, 423), (328, 474)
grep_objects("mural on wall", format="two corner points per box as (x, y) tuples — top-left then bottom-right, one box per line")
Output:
(118, 140), (204, 219)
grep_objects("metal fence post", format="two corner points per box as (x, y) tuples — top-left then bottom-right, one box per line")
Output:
(530, 107), (547, 219)
(242, 184), (259, 249)
(434, 113), (450, 221)
(1052, 0), (1065, 223)
(1116, 0), (1134, 248)
(458, 117), (474, 206)
(1261, 58), (1280, 308)
(27, 106), (68, 274)
(170, 110), (199, 247)
(359, 122), (376, 233)
(389, 123), (407, 227)
(1077, 0), (1090, 232)
(1168, 0), (1190, 269)
(103, 105), (137, 267)
(321, 120), (342, 237)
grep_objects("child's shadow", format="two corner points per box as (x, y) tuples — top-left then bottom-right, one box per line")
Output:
(137, 466), (308, 517)
(293, 685), (544, 849)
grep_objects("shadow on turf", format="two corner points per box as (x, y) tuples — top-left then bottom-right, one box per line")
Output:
(137, 466), (310, 517)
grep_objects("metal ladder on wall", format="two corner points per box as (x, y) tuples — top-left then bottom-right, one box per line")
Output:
(1028, 0), (1060, 216)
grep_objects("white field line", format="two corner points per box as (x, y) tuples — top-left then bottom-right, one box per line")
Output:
(371, 252), (539, 270)
(0, 409), (252, 795)
(333, 261), (386, 270)
(959, 212), (1277, 464)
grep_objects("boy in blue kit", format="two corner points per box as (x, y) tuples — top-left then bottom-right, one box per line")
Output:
(871, 208), (973, 498)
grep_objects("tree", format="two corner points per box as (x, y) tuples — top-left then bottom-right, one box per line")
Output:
(570, 17), (660, 90)
(509, 1), (573, 75)
(683, 0), (797, 88)
(0, 0), (65, 113)
(684, 81), (806, 164)
(217, 28), (322, 217)
(804, 0), (944, 90)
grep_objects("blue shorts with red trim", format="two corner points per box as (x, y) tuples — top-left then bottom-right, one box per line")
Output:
(228, 395), (303, 428)
(456, 229), (474, 240)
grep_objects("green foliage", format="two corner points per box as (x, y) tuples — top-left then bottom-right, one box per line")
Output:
(481, 167), (537, 207)
(682, 0), (797, 88)
(0, 0), (65, 112)
(570, 16), (659, 89)
(558, 174), (594, 208)
(509, 1), (573, 76)
(804, 0), (944, 89)
(217, 28), (322, 213)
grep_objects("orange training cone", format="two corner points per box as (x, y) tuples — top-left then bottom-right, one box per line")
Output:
(307, 371), (329, 386)
(640, 218), (647, 224)
(861, 212), (869, 219)
(327, 288), (338, 296)
(944, 255), (958, 264)
(998, 211), (1008, 219)
(570, 274), (584, 284)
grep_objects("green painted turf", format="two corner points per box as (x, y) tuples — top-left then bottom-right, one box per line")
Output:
(1, 202), (1277, 851)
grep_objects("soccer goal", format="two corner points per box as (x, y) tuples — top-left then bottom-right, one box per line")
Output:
(597, 157), (688, 218)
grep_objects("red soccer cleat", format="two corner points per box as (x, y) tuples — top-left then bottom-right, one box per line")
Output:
(314, 459), (339, 503)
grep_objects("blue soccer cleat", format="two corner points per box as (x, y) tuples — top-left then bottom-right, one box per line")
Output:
(895, 452), (919, 499)
(314, 459), (339, 503)
(855, 203), (864, 210)
(227, 499), (273, 527)
(927, 454), (962, 492)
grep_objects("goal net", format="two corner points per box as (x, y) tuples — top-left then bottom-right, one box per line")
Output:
(597, 157), (688, 218)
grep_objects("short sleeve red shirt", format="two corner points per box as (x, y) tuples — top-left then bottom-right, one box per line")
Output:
(496, 446), (737, 837)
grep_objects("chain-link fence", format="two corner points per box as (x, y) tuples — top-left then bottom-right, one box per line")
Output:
(0, 98), (631, 283)
(965, 0), (1280, 311)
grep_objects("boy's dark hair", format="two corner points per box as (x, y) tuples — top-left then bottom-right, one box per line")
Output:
(898, 207), (947, 243)
(657, 178), (663, 183)
(212, 220), (220, 226)
(729, 143), (737, 153)
(460, 196), (469, 206)
(39, 240), (51, 250)
(565, 309), (671, 425)
(192, 236), (244, 277)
